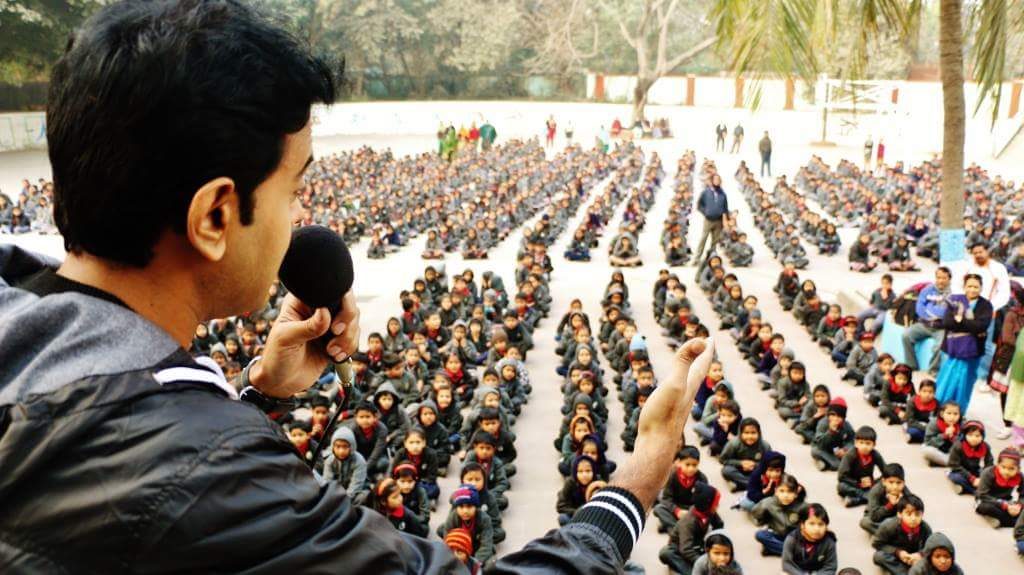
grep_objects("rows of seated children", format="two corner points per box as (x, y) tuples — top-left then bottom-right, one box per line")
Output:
(776, 171), (843, 256)
(564, 146), (645, 262)
(699, 252), (977, 575)
(608, 153), (663, 267)
(659, 152), (696, 266)
(733, 162), (810, 269)
(349, 140), (547, 259)
(765, 238), (1024, 557)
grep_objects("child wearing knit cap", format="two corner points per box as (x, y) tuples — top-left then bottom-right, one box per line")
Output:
(659, 482), (724, 574)
(946, 420), (993, 495)
(436, 484), (495, 564)
(975, 447), (1023, 528)
(444, 528), (482, 574)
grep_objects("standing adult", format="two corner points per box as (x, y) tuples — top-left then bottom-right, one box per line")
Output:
(715, 123), (727, 152)
(730, 122), (744, 153)
(691, 173), (730, 267)
(758, 131), (773, 177)
(935, 274), (993, 415)
(479, 119), (496, 151)
(953, 242), (1011, 384)
(902, 266), (952, 374)
(863, 136), (874, 169)
(875, 137), (886, 169)
(0, 4), (717, 572)
(545, 115), (557, 148)
(991, 284), (1024, 441)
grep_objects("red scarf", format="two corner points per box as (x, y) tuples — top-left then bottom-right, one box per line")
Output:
(858, 452), (874, 467)
(360, 425), (375, 440)
(704, 377), (717, 390)
(675, 468), (697, 489)
(368, 350), (382, 364)
(900, 520), (920, 541)
(446, 368), (464, 384)
(994, 466), (1022, 488)
(408, 452), (423, 470)
(388, 505), (405, 519)
(294, 439), (309, 457)
(888, 377), (911, 396)
(936, 419), (958, 437)
(961, 440), (987, 460)
(913, 395), (937, 413)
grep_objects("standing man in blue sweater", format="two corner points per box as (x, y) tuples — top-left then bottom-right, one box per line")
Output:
(692, 172), (730, 267)
(902, 266), (952, 374)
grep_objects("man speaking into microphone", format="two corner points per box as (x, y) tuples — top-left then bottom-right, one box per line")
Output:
(0, 1), (713, 572)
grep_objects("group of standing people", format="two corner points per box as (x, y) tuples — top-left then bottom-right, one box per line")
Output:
(713, 123), (773, 177)
(437, 120), (497, 162)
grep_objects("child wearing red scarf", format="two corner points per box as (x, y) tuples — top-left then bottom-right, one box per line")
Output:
(947, 420), (993, 495)
(880, 363), (914, 425)
(871, 494), (932, 575)
(653, 446), (709, 533)
(904, 380), (939, 443)
(838, 425), (886, 507)
(659, 482), (723, 574)
(975, 447), (1023, 527)
(436, 484), (495, 566)
(923, 401), (962, 466)
(370, 477), (427, 537)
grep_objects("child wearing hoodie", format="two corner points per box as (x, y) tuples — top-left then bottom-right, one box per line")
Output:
(321, 426), (368, 504)
(556, 454), (597, 525)
(812, 398), (855, 471)
(373, 383), (411, 451)
(654, 446), (709, 533)
(795, 385), (831, 443)
(782, 503), (838, 575)
(975, 447), (1023, 528)
(720, 417), (771, 493)
(659, 482), (724, 574)
(753, 473), (807, 556)
(922, 401), (961, 466)
(872, 494), (932, 575)
(777, 361), (810, 422)
(436, 484), (495, 566)
(837, 426), (885, 507)
(907, 533), (962, 575)
(692, 531), (744, 575)
(739, 450), (786, 511)
(414, 399), (454, 469)
(946, 420), (993, 495)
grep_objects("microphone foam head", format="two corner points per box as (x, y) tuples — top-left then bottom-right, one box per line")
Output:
(278, 225), (353, 310)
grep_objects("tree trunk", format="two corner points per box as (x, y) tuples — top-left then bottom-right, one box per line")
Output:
(938, 0), (966, 262)
(632, 77), (653, 125)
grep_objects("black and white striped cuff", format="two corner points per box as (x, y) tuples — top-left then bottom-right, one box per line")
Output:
(570, 486), (645, 560)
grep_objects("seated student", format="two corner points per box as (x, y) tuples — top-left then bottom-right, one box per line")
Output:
(887, 236), (919, 272)
(777, 361), (810, 422)
(609, 235), (642, 267)
(872, 494), (932, 575)
(975, 447), (1023, 528)
(371, 354), (418, 407)
(739, 450), (786, 511)
(729, 232), (754, 267)
(692, 361), (726, 419)
(285, 419), (316, 465)
(879, 363), (914, 425)
(373, 384), (411, 451)
(665, 234), (689, 266)
(862, 463), (912, 534)
(1017, 511), (1024, 556)
(775, 262), (801, 310)
(460, 461), (505, 543)
(753, 473), (807, 556)
(692, 531), (743, 575)
(621, 367), (656, 421)
(812, 398), (854, 471)
(345, 401), (389, 478)
(321, 426), (369, 504)
(815, 304), (843, 345)
(922, 401), (961, 466)
(659, 482), (724, 575)
(907, 533), (962, 575)
(849, 232), (878, 272)
(755, 334), (786, 387)
(556, 454), (597, 526)
(422, 229), (445, 259)
(767, 348), (795, 399)
(621, 386), (653, 452)
(432, 383), (463, 442)
(720, 417), (771, 493)
(864, 353), (895, 408)
(654, 446), (709, 533)
(819, 223), (841, 255)
(367, 231), (387, 259)
(436, 484), (495, 566)
(392, 462), (430, 529)
(796, 384), (832, 442)
(369, 477), (428, 538)
(830, 316), (859, 367)
(745, 324), (775, 368)
(464, 431), (511, 510)
(845, 331), (877, 385)
(782, 236), (810, 269)
(838, 426), (885, 507)
(414, 400), (454, 470)
(782, 503), (838, 575)
(903, 381), (938, 444)
(389, 428), (439, 501)
(946, 420), (993, 495)
(694, 382), (735, 438)
(701, 400), (741, 458)
(444, 528), (482, 575)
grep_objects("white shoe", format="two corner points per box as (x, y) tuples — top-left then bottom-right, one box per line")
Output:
(985, 516), (1002, 529)
(977, 381), (991, 393)
(996, 427), (1013, 440)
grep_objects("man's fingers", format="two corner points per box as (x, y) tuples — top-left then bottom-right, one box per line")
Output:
(276, 307), (331, 347)
(675, 337), (708, 371)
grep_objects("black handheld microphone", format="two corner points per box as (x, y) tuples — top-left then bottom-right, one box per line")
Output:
(277, 224), (355, 468)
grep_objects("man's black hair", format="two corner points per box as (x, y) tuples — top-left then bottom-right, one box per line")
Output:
(48, 0), (339, 266)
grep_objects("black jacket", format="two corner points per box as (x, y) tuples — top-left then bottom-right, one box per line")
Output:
(0, 245), (645, 574)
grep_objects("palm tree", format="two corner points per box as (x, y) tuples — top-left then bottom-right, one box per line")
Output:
(712, 0), (1020, 263)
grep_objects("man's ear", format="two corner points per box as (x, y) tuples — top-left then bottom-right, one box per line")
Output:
(187, 177), (237, 262)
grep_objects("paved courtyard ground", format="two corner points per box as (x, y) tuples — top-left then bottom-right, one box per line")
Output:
(3, 107), (1023, 573)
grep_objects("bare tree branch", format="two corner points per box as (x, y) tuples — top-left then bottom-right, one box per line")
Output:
(661, 35), (717, 74)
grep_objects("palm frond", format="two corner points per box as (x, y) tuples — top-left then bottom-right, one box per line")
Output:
(967, 0), (1008, 125)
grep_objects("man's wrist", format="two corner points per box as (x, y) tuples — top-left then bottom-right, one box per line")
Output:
(245, 356), (290, 399)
